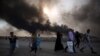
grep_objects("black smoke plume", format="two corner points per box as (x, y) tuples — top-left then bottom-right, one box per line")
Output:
(0, 0), (68, 33)
(73, 0), (100, 24)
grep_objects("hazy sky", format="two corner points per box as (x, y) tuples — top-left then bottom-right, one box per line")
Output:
(0, 0), (100, 37)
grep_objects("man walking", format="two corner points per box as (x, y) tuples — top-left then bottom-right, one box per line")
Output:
(7, 32), (17, 56)
(80, 29), (96, 54)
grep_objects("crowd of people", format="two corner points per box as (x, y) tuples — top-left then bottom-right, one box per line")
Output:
(6, 29), (96, 56)
(54, 29), (96, 54)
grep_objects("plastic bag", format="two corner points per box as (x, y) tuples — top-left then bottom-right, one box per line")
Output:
(67, 41), (74, 52)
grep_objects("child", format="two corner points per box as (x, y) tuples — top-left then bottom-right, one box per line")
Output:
(30, 32), (41, 55)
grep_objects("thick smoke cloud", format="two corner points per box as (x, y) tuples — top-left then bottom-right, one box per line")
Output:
(72, 0), (100, 36)
(87, 0), (100, 24)
(42, 0), (100, 37)
(0, 0), (40, 32)
(47, 0), (100, 37)
(0, 0), (100, 37)
(73, 0), (100, 23)
(0, 0), (68, 34)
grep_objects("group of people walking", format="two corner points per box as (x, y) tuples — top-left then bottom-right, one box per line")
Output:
(54, 29), (96, 54)
(6, 32), (41, 56)
(6, 29), (96, 56)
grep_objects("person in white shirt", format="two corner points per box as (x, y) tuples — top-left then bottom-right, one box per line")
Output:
(80, 29), (96, 54)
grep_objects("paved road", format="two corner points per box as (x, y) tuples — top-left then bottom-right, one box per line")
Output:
(0, 38), (100, 56)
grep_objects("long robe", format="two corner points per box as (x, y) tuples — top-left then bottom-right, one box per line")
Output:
(54, 32), (64, 51)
